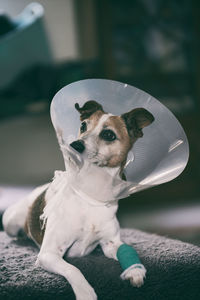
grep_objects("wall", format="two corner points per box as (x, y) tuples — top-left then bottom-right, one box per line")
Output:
(0, 0), (79, 61)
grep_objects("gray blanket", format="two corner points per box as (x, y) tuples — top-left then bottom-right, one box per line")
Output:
(0, 229), (200, 300)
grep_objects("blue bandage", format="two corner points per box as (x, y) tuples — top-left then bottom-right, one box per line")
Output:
(117, 244), (142, 271)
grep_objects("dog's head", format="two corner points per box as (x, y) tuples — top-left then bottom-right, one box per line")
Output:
(70, 100), (154, 173)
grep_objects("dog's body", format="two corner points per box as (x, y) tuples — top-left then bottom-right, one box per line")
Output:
(3, 101), (154, 300)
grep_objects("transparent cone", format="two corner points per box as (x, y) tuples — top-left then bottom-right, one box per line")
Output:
(50, 79), (189, 199)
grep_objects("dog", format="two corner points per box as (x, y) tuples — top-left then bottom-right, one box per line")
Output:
(3, 100), (154, 300)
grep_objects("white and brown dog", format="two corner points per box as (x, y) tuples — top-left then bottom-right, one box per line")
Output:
(3, 101), (154, 300)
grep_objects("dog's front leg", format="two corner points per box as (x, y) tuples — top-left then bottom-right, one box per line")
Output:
(36, 251), (97, 300)
(100, 238), (146, 288)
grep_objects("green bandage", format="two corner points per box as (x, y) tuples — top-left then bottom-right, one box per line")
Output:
(117, 244), (142, 271)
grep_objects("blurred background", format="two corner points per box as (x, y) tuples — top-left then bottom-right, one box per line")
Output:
(0, 0), (199, 245)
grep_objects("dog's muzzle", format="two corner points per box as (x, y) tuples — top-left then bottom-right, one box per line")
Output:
(70, 140), (85, 153)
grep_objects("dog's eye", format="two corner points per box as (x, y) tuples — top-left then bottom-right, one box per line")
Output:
(80, 122), (87, 133)
(99, 129), (116, 142)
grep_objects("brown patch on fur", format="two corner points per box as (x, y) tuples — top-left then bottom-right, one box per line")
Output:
(25, 190), (47, 245)
(103, 116), (133, 169)
(106, 116), (132, 144)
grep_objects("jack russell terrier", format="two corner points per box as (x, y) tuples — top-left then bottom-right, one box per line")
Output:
(3, 100), (154, 300)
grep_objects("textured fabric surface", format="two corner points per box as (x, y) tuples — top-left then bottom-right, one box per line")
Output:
(0, 229), (200, 300)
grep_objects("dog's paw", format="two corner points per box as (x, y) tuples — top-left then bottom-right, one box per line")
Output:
(75, 284), (97, 300)
(121, 265), (146, 288)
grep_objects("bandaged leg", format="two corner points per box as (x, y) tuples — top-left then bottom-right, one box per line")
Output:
(101, 238), (146, 288)
(117, 244), (146, 287)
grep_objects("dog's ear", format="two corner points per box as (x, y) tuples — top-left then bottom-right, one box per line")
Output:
(121, 108), (154, 138)
(75, 101), (104, 121)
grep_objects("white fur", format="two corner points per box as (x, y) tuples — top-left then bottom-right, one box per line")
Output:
(3, 115), (146, 300)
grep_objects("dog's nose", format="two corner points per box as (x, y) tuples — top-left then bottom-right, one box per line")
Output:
(70, 140), (85, 153)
